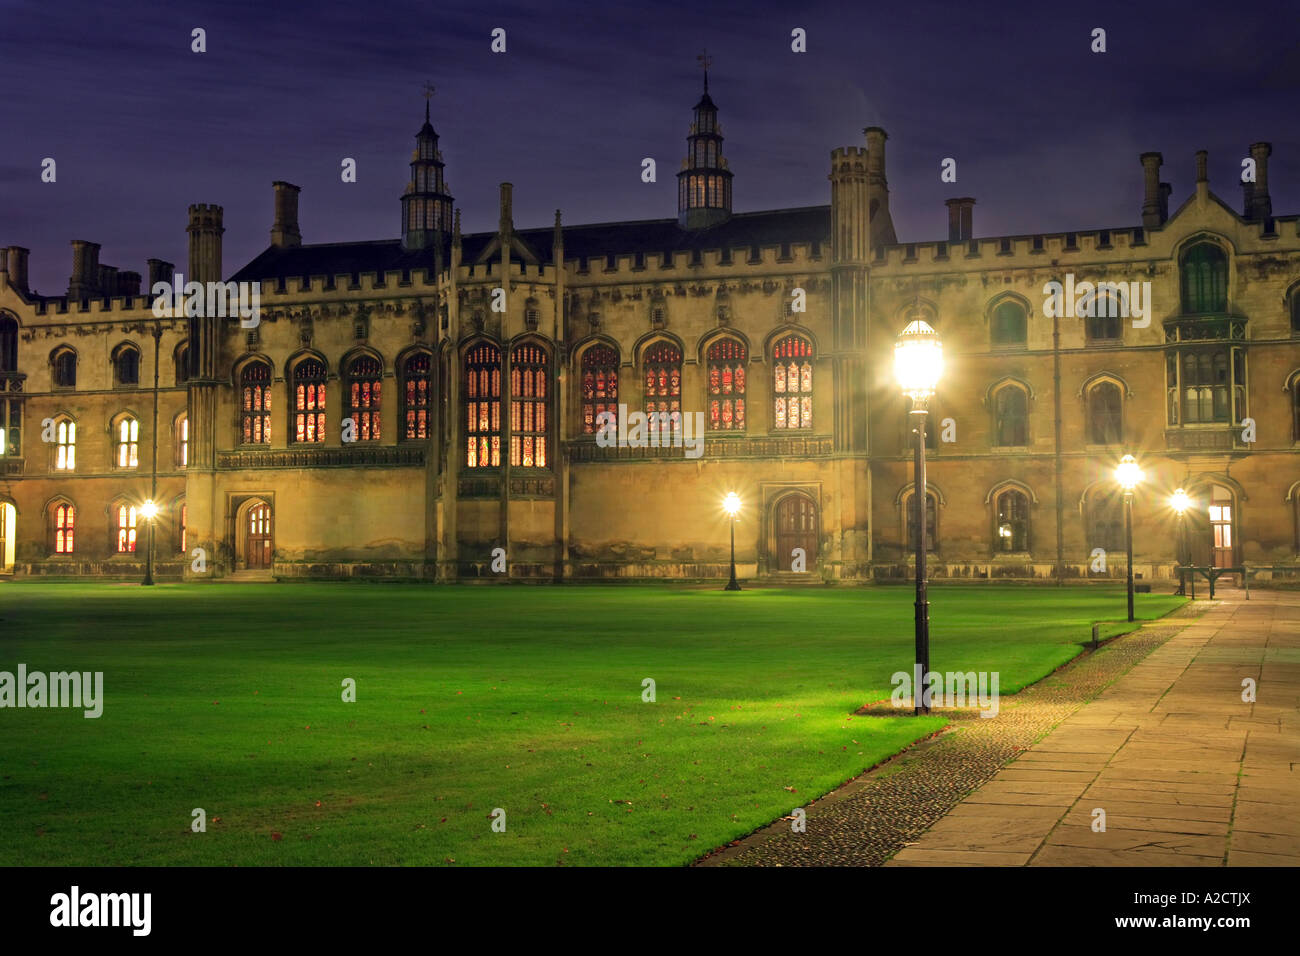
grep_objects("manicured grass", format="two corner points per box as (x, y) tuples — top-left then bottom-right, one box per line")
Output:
(0, 583), (1182, 866)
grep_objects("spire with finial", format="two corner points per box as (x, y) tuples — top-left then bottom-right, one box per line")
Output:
(677, 52), (732, 230)
(402, 85), (454, 252)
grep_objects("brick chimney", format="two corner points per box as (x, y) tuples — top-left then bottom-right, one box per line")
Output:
(1140, 152), (1165, 228)
(1245, 142), (1272, 220)
(147, 258), (174, 291)
(68, 239), (101, 299)
(944, 197), (975, 241)
(187, 204), (224, 285)
(271, 181), (302, 248)
(6, 247), (29, 294)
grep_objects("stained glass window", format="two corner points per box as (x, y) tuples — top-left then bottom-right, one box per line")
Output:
(54, 503), (75, 554)
(116, 503), (137, 553)
(707, 338), (746, 431)
(465, 343), (501, 468)
(403, 352), (432, 440)
(643, 342), (682, 436)
(55, 419), (75, 470)
(293, 359), (327, 443)
(772, 334), (813, 430)
(581, 345), (619, 435)
(240, 362), (272, 444)
(115, 416), (139, 468)
(347, 355), (382, 441)
(510, 344), (549, 468)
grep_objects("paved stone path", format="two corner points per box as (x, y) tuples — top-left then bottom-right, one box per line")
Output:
(706, 590), (1298, 867)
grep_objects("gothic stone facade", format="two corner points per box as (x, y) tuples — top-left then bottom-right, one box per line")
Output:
(2, 91), (1298, 583)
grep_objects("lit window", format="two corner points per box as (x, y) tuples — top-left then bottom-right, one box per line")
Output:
(403, 352), (432, 440)
(346, 355), (382, 441)
(643, 342), (682, 436)
(179, 502), (187, 554)
(706, 338), (746, 431)
(0, 397), (18, 457)
(55, 419), (76, 470)
(509, 344), (548, 468)
(580, 345), (619, 434)
(293, 359), (327, 443)
(116, 504), (137, 553)
(240, 362), (272, 444)
(465, 343), (501, 468)
(175, 415), (188, 467)
(115, 417), (139, 468)
(994, 489), (1029, 552)
(772, 334), (813, 430)
(54, 503), (75, 554)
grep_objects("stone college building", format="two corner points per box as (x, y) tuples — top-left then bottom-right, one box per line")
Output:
(2, 79), (1298, 583)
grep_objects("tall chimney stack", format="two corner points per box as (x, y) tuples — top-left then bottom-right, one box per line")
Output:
(1140, 152), (1165, 228)
(499, 182), (514, 235)
(187, 204), (224, 285)
(68, 240), (101, 299)
(0, 247), (8, 287)
(945, 198), (962, 242)
(118, 271), (142, 297)
(863, 126), (898, 245)
(1247, 142), (1272, 220)
(147, 258), (174, 291)
(6, 247), (29, 294)
(98, 264), (119, 298)
(270, 181), (302, 248)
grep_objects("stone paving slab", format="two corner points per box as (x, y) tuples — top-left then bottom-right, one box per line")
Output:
(886, 589), (1299, 867)
(706, 589), (1297, 867)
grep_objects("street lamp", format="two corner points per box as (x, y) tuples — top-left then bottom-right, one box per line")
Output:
(895, 317), (943, 715)
(141, 498), (159, 586)
(1170, 488), (1191, 598)
(1115, 455), (1145, 622)
(722, 492), (742, 591)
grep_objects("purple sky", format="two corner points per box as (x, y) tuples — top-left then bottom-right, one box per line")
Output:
(3, 0), (1297, 295)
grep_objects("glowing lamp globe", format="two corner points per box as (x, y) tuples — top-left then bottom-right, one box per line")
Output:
(1115, 455), (1144, 492)
(141, 499), (159, 521)
(894, 319), (943, 401)
(1170, 488), (1190, 514)
(722, 492), (741, 518)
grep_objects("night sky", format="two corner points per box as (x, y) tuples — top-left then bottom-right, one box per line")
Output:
(3, 0), (1298, 295)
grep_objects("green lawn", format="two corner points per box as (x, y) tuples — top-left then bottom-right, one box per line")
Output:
(0, 583), (1182, 866)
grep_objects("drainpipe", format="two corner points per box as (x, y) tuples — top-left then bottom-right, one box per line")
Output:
(1053, 307), (1064, 584)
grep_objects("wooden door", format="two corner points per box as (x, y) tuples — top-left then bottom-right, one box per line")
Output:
(247, 503), (272, 569)
(774, 494), (818, 572)
(1208, 486), (1235, 568)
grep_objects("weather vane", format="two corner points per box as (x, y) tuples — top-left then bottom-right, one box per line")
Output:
(697, 49), (712, 91)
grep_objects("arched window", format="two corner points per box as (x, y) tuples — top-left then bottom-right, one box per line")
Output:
(510, 343), (548, 468)
(175, 343), (191, 385)
(580, 345), (619, 434)
(465, 342), (501, 468)
(113, 344), (140, 387)
(773, 333), (813, 430)
(0, 399), (17, 458)
(0, 315), (16, 372)
(1291, 288), (1300, 334)
(993, 384), (1029, 447)
(402, 352), (431, 440)
(1085, 298), (1123, 342)
(706, 338), (746, 431)
(1086, 487), (1124, 555)
(52, 502), (75, 554)
(991, 300), (1028, 347)
(643, 342), (682, 433)
(994, 488), (1030, 552)
(905, 489), (938, 552)
(113, 415), (139, 468)
(346, 355), (382, 441)
(54, 417), (76, 470)
(292, 358), (327, 443)
(1180, 242), (1228, 314)
(175, 414), (189, 467)
(115, 502), (138, 553)
(1086, 381), (1123, 445)
(240, 362), (272, 444)
(51, 347), (77, 388)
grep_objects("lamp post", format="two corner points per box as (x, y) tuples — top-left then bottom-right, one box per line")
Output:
(895, 317), (943, 715)
(1115, 455), (1145, 622)
(141, 498), (158, 586)
(722, 492), (741, 591)
(1170, 488), (1190, 597)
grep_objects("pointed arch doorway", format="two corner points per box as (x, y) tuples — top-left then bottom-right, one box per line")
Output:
(235, 497), (273, 571)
